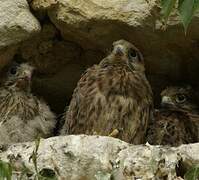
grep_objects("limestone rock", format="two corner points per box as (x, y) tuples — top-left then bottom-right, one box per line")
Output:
(0, 0), (41, 48)
(45, 0), (199, 89)
(31, 0), (58, 10)
(47, 0), (158, 49)
(0, 135), (198, 179)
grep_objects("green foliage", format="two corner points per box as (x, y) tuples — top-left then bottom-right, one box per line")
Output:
(184, 165), (199, 180)
(0, 160), (12, 180)
(0, 138), (58, 179)
(29, 137), (58, 180)
(161, 0), (199, 32)
(161, 0), (177, 21)
(29, 137), (41, 177)
(178, 0), (199, 31)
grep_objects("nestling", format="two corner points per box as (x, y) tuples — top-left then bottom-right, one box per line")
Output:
(61, 39), (153, 144)
(0, 62), (56, 143)
(146, 85), (199, 146)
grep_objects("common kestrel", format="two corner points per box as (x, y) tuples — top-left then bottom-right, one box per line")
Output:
(0, 62), (56, 143)
(146, 86), (199, 146)
(61, 39), (153, 144)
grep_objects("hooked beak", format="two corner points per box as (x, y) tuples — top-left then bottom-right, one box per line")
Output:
(16, 76), (31, 89)
(16, 70), (32, 91)
(115, 46), (124, 57)
(161, 96), (174, 108)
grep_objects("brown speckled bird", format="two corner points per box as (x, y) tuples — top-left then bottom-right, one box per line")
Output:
(0, 62), (56, 143)
(61, 39), (153, 144)
(146, 85), (199, 146)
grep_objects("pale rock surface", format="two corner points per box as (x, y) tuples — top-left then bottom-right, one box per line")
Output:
(0, 135), (198, 179)
(47, 0), (158, 49)
(31, 0), (58, 10)
(0, 0), (41, 48)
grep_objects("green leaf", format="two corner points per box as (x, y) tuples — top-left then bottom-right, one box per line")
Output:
(35, 136), (41, 153)
(178, 0), (199, 32)
(29, 137), (41, 177)
(161, 0), (177, 21)
(0, 160), (12, 180)
(184, 165), (199, 180)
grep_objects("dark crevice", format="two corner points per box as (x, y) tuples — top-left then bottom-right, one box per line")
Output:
(176, 159), (189, 179)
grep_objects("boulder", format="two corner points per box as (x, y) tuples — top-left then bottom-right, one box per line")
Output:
(28, 0), (199, 108)
(0, 135), (198, 179)
(0, 0), (41, 48)
(45, 0), (199, 85)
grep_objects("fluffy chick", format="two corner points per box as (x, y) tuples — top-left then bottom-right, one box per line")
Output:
(0, 62), (56, 143)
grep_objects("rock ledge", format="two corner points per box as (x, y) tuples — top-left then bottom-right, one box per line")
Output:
(0, 135), (198, 179)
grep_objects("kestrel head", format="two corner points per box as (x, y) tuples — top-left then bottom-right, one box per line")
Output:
(102, 39), (145, 72)
(4, 62), (34, 92)
(160, 85), (199, 112)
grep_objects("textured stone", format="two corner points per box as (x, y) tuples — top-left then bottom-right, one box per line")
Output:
(0, 0), (41, 48)
(48, 0), (157, 49)
(0, 135), (198, 179)
(45, 0), (199, 90)
(31, 0), (58, 10)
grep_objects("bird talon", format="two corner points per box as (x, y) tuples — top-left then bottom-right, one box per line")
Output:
(108, 129), (119, 137)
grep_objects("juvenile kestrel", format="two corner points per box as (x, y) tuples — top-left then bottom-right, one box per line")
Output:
(0, 62), (56, 143)
(61, 39), (153, 144)
(146, 86), (199, 146)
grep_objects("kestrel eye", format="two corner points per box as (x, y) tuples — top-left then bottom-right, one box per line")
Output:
(128, 48), (137, 59)
(175, 94), (186, 103)
(9, 67), (17, 75)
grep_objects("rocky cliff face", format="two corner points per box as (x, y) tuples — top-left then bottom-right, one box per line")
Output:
(1, 0), (199, 115)
(0, 0), (199, 179)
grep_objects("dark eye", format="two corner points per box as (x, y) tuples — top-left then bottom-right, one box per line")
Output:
(175, 94), (186, 103)
(128, 48), (137, 58)
(9, 66), (17, 75)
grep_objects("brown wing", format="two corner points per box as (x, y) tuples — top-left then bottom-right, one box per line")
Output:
(62, 64), (153, 144)
(61, 65), (99, 134)
(146, 110), (196, 146)
(185, 112), (199, 142)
